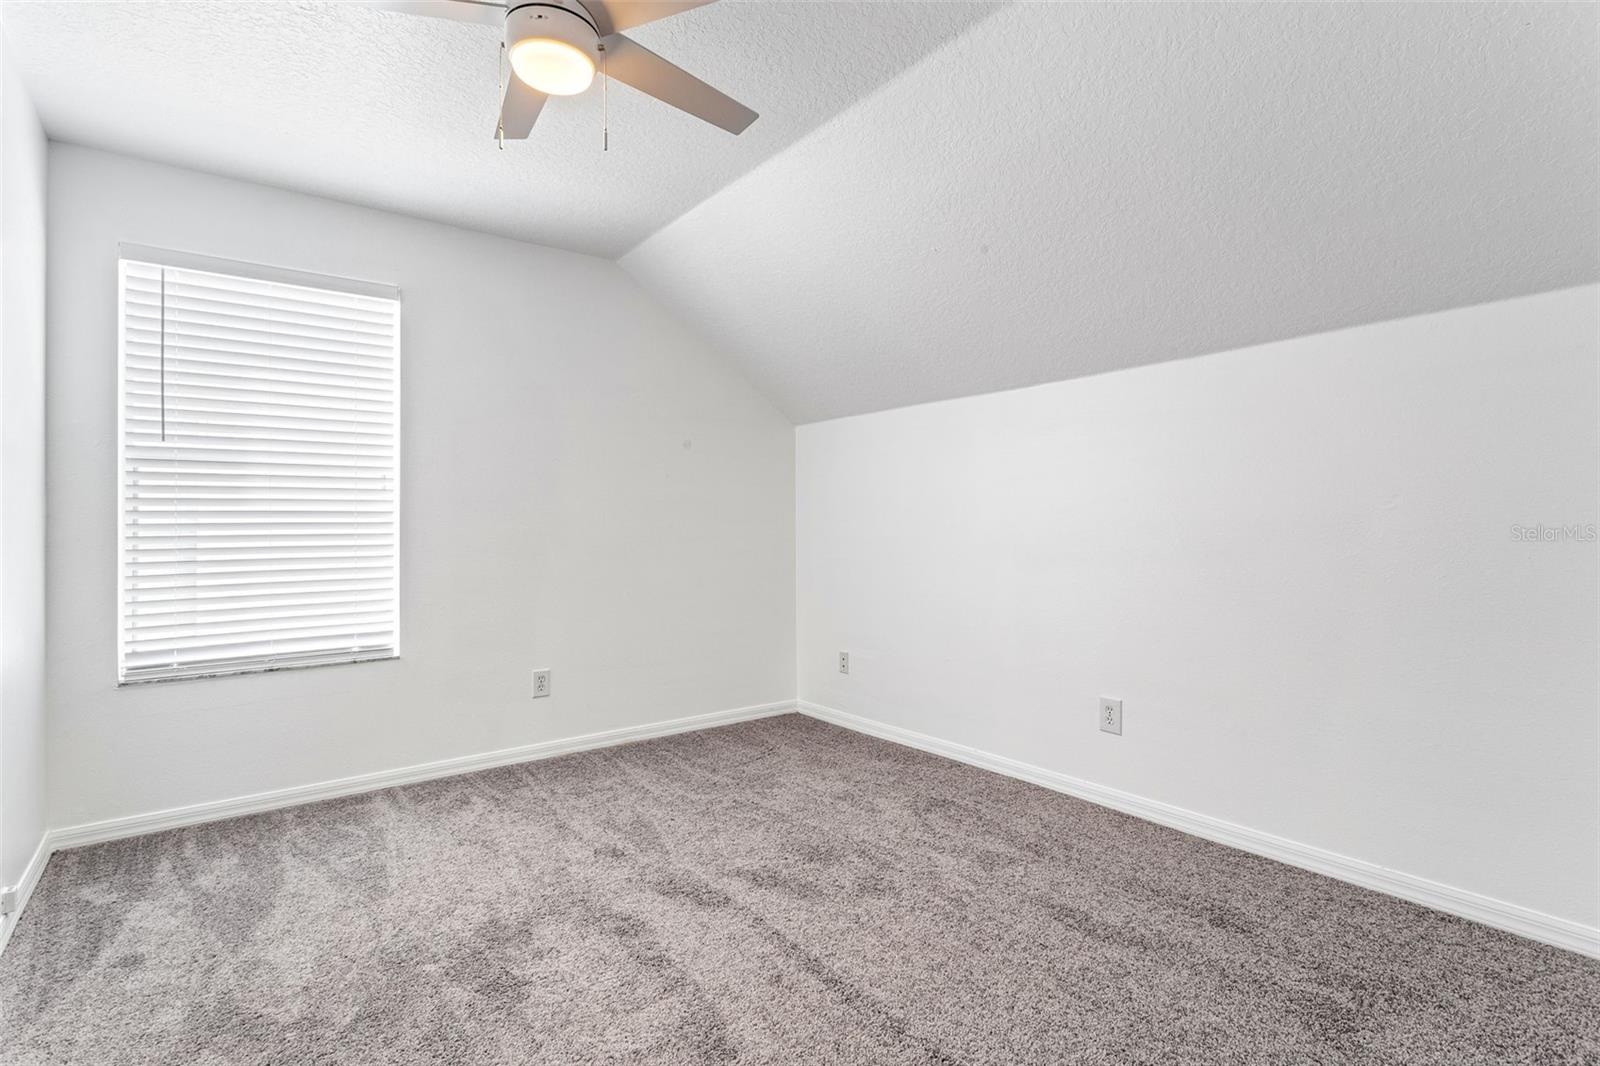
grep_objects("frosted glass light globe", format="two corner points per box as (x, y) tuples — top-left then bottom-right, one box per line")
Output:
(510, 38), (595, 96)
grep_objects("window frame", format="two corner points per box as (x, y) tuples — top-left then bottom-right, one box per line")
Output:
(115, 245), (402, 685)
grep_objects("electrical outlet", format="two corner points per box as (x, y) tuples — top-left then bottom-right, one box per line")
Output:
(838, 651), (850, 675)
(531, 669), (551, 699)
(1099, 697), (1122, 735)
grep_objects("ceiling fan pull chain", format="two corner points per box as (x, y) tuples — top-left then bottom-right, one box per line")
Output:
(601, 43), (609, 152)
(497, 41), (506, 149)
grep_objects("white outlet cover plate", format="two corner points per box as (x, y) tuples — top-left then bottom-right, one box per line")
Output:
(531, 669), (551, 699)
(1100, 697), (1122, 735)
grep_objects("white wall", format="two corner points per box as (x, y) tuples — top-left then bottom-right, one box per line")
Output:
(48, 145), (794, 829)
(0, 31), (48, 897)
(797, 287), (1599, 929)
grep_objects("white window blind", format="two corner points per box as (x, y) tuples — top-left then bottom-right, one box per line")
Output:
(118, 254), (400, 684)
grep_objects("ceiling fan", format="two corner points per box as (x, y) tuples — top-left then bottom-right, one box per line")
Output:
(373, 1), (757, 139)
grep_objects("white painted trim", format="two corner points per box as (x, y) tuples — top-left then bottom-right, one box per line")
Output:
(117, 243), (398, 300)
(49, 701), (794, 852)
(798, 700), (1600, 960)
(1, 699), (790, 955)
(0, 831), (55, 955)
(21, 698), (1595, 962)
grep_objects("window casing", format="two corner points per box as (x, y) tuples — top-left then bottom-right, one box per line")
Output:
(117, 250), (400, 684)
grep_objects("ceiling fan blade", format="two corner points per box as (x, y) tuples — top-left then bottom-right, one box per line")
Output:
(584, 1), (715, 35)
(600, 34), (756, 135)
(500, 77), (548, 139)
(365, 0), (504, 27)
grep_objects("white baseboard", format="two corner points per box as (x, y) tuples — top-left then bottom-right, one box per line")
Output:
(19, 699), (1597, 963)
(798, 700), (1600, 960)
(0, 701), (787, 947)
(0, 831), (54, 955)
(0, 700), (790, 955)
(48, 700), (795, 854)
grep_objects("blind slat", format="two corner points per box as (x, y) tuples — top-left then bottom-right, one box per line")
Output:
(126, 388), (395, 421)
(120, 257), (399, 683)
(125, 579), (396, 603)
(126, 296), (402, 337)
(127, 593), (395, 619)
(123, 611), (398, 643)
(123, 633), (394, 668)
(128, 272), (396, 320)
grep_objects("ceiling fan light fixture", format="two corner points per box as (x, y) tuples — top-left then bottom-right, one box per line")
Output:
(510, 37), (595, 96)
(384, 0), (758, 138)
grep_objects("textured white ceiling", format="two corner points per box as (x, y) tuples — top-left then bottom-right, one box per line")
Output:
(6, 2), (1596, 424)
(623, 2), (1600, 423)
(0, 0), (996, 258)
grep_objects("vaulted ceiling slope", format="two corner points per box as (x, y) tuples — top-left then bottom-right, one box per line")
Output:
(623, 2), (1600, 423)
(0, 0), (996, 258)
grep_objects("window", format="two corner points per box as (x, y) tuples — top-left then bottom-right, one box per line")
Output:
(118, 249), (400, 683)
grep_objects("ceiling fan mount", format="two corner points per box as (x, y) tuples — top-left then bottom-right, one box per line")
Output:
(373, 0), (758, 141)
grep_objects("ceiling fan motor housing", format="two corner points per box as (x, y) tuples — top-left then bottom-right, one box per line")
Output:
(505, 2), (602, 60)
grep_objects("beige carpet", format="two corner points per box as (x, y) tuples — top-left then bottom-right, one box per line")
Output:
(2, 714), (1595, 1064)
